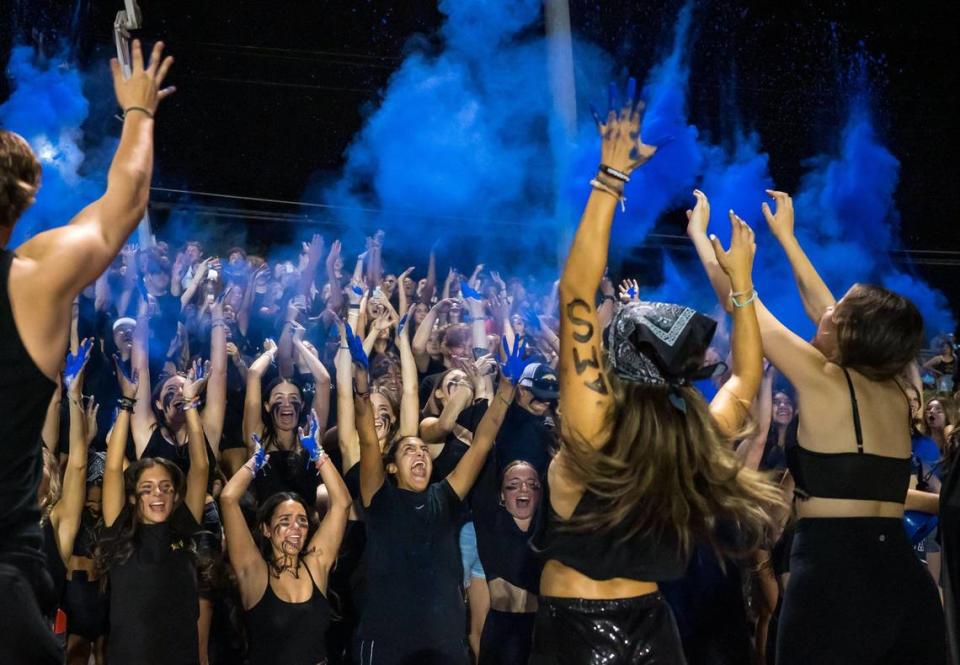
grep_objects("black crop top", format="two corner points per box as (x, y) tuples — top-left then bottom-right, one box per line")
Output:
(530, 480), (686, 583)
(786, 367), (911, 504)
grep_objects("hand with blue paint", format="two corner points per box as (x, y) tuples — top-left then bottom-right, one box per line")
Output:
(347, 279), (365, 305)
(64, 337), (94, 395)
(521, 307), (541, 333)
(299, 410), (326, 468)
(246, 433), (270, 476)
(112, 353), (140, 399)
(501, 336), (530, 385)
(344, 323), (369, 372)
(618, 278), (640, 304)
(182, 358), (210, 403)
(460, 281), (482, 301)
(593, 76), (657, 184)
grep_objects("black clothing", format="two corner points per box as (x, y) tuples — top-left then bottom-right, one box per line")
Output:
(479, 610), (536, 665)
(660, 542), (752, 665)
(244, 565), (331, 665)
(776, 517), (945, 665)
(42, 518), (67, 610)
(786, 368), (910, 503)
(529, 593), (687, 665)
(63, 570), (110, 640)
(495, 404), (554, 476)
(253, 448), (322, 505)
(0, 249), (57, 566)
(0, 248), (62, 664)
(104, 503), (202, 665)
(531, 481), (686, 583)
(142, 426), (219, 494)
(430, 436), (468, 484)
(471, 455), (542, 665)
(358, 479), (466, 659)
(942, 458), (960, 663)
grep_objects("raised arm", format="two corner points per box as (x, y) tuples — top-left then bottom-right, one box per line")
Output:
(688, 193), (828, 391)
(129, 305), (156, 456)
(396, 309), (421, 438)
(559, 83), (655, 448)
(297, 234), (325, 306)
(293, 331), (332, 437)
(707, 211), (763, 438)
(325, 241), (344, 313)
(355, 372), (385, 507)
(220, 447), (269, 586)
(103, 358), (140, 527)
(447, 374), (516, 499)
(203, 293), (230, 458)
(41, 378), (63, 456)
(181, 363), (210, 522)
(55, 388), (97, 564)
(412, 299), (451, 372)
(762, 190), (836, 325)
(10, 42), (174, 379)
(421, 250), (437, 305)
(738, 364), (775, 469)
(420, 382), (473, 443)
(242, 340), (276, 453)
(334, 341), (360, 472)
(304, 433), (352, 574)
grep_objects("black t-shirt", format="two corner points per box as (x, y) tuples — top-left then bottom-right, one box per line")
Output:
(104, 503), (201, 664)
(359, 479), (464, 647)
(495, 405), (555, 476)
(471, 455), (541, 593)
(142, 428), (219, 495)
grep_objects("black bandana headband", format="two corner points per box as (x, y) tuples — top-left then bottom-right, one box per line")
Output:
(606, 301), (723, 409)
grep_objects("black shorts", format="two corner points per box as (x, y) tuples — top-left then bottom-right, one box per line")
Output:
(529, 592), (686, 665)
(63, 571), (109, 640)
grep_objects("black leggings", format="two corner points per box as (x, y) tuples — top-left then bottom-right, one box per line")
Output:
(529, 592), (687, 665)
(776, 517), (945, 665)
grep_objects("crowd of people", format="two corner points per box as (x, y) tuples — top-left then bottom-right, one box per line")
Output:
(1, 41), (957, 665)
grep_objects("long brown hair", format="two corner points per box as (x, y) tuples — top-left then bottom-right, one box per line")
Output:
(560, 373), (785, 557)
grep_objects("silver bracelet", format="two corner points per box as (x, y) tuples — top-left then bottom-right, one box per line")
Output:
(730, 289), (758, 308)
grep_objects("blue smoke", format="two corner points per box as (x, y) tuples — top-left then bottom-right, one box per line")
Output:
(0, 46), (100, 247)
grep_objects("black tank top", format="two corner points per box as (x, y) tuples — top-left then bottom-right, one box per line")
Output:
(530, 480), (686, 582)
(786, 367), (911, 503)
(0, 249), (57, 563)
(244, 564), (330, 665)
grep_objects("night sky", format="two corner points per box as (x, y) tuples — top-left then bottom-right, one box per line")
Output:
(2, 0), (958, 313)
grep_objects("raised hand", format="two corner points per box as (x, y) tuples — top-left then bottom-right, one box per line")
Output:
(710, 210), (757, 293)
(247, 433), (271, 475)
(113, 353), (140, 399)
(685, 189), (711, 237)
(263, 338), (278, 354)
(182, 358), (210, 402)
(347, 280), (365, 305)
(110, 40), (175, 115)
(501, 336), (530, 385)
(761, 190), (795, 242)
(521, 307), (542, 333)
(299, 410), (325, 467)
(344, 323), (369, 371)
(490, 270), (506, 293)
(64, 337), (94, 394)
(460, 282), (482, 301)
(618, 278), (640, 303)
(592, 76), (657, 178)
(84, 399), (100, 445)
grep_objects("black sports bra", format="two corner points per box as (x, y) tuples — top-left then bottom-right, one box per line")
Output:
(786, 368), (911, 504)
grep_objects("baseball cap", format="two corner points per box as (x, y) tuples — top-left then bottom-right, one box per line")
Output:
(518, 363), (559, 401)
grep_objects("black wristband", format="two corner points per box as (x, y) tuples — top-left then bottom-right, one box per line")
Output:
(348, 304), (361, 310)
(117, 397), (137, 412)
(599, 163), (630, 183)
(124, 106), (154, 120)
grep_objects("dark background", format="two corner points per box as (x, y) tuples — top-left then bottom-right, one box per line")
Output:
(2, 0), (958, 308)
